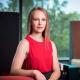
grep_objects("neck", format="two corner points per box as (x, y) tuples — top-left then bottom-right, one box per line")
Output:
(30, 33), (44, 42)
(31, 32), (43, 38)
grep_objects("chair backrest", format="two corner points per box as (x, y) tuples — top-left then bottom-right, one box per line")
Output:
(70, 21), (80, 60)
(0, 12), (20, 75)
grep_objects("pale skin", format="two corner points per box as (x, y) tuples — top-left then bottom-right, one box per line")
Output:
(10, 10), (60, 80)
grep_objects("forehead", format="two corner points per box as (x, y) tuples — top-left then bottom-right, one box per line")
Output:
(32, 10), (46, 17)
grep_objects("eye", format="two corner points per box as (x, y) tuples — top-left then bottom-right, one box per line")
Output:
(42, 18), (46, 21)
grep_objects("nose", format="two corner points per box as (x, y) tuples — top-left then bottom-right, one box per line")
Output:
(39, 19), (42, 25)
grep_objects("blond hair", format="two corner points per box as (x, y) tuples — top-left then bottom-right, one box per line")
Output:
(27, 7), (50, 39)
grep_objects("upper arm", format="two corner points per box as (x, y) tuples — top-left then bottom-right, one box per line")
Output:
(11, 39), (29, 70)
(51, 41), (60, 71)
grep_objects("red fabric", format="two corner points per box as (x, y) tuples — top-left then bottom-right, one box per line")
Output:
(24, 35), (53, 73)
(0, 76), (34, 80)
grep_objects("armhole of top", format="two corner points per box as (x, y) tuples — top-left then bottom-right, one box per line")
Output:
(24, 38), (30, 55)
(50, 40), (53, 53)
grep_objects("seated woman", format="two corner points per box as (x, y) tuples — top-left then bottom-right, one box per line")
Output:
(10, 7), (60, 80)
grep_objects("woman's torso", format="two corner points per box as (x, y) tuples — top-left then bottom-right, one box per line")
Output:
(22, 35), (53, 73)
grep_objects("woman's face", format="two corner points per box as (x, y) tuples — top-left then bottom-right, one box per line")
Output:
(31, 10), (47, 34)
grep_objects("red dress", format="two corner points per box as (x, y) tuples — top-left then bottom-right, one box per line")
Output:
(23, 35), (53, 73)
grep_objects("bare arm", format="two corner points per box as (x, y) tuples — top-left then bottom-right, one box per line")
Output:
(10, 39), (34, 77)
(49, 41), (61, 80)
(10, 39), (47, 80)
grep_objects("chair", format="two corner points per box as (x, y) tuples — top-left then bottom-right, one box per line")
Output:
(0, 76), (34, 80)
(0, 12), (34, 80)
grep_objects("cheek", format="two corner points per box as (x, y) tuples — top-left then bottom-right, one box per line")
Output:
(43, 22), (47, 27)
(32, 21), (38, 26)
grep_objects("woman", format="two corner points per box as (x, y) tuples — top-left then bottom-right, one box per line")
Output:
(10, 7), (60, 80)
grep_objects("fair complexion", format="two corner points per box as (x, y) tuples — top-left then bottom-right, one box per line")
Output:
(10, 10), (47, 80)
(10, 10), (60, 80)
(49, 41), (61, 80)
(30, 10), (47, 42)
(31, 10), (61, 80)
(32, 10), (46, 34)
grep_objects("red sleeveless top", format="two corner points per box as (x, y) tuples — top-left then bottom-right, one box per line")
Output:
(24, 35), (53, 73)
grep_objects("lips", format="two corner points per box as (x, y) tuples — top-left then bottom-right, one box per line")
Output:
(37, 27), (43, 28)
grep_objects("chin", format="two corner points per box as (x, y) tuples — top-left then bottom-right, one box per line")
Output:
(36, 30), (44, 33)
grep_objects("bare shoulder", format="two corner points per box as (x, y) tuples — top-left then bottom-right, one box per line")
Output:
(17, 39), (29, 54)
(50, 40), (56, 48)
(19, 39), (29, 46)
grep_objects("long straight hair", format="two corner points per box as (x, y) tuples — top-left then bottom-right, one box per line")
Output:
(27, 7), (50, 40)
